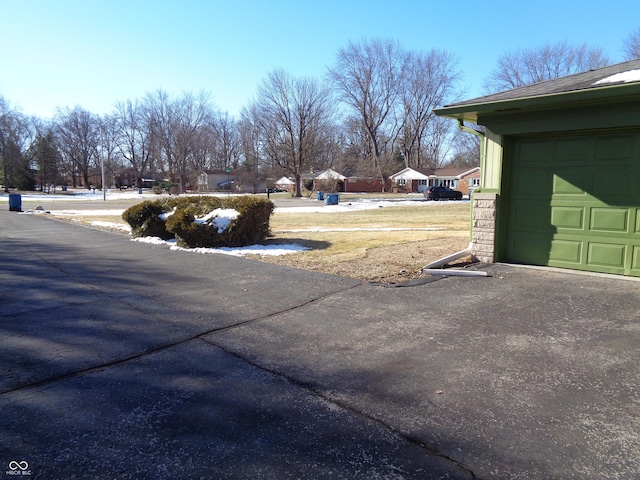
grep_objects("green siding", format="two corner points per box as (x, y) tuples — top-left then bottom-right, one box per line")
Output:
(503, 130), (640, 277)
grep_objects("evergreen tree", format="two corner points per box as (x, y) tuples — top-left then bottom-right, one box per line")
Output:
(30, 131), (60, 191)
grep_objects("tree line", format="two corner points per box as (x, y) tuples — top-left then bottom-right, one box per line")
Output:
(2, 31), (639, 195)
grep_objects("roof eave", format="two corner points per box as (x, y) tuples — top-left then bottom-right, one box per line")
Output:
(434, 82), (640, 124)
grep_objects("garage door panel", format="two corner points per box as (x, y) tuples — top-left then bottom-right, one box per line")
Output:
(551, 207), (584, 230)
(516, 139), (549, 164)
(554, 137), (591, 161)
(506, 232), (552, 264)
(632, 246), (640, 271)
(592, 167), (636, 202)
(509, 200), (552, 230)
(589, 208), (629, 233)
(552, 172), (589, 195)
(595, 134), (635, 160)
(549, 239), (582, 264)
(587, 242), (626, 269)
(509, 168), (551, 199)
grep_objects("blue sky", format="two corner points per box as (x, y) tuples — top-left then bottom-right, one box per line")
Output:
(1, 0), (638, 119)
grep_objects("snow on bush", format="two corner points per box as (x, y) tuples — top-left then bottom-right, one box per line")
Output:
(194, 208), (240, 233)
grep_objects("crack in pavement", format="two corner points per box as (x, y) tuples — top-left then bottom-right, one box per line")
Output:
(201, 336), (479, 480)
(0, 281), (362, 396)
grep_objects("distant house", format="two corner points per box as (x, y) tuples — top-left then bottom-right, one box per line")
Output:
(301, 169), (346, 192)
(274, 176), (295, 192)
(198, 170), (233, 192)
(342, 168), (385, 192)
(116, 168), (139, 188)
(301, 169), (385, 192)
(389, 167), (480, 194)
(198, 170), (267, 193)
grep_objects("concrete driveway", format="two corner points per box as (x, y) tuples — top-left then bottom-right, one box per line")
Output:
(1, 208), (639, 479)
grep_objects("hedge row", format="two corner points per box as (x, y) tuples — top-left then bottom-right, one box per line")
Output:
(122, 196), (274, 248)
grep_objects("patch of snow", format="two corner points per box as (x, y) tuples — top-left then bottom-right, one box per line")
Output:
(194, 208), (239, 233)
(158, 208), (176, 221)
(594, 69), (640, 85)
(50, 209), (127, 216)
(132, 236), (176, 245)
(91, 221), (132, 232)
(19, 208), (50, 215)
(274, 199), (463, 214)
(130, 236), (306, 256)
(169, 243), (309, 257)
(276, 227), (445, 232)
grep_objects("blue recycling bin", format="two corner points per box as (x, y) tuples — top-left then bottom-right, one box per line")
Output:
(326, 193), (339, 205)
(317, 191), (324, 201)
(9, 193), (22, 212)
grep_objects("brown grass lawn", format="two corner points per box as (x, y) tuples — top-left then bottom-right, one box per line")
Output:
(260, 202), (472, 283)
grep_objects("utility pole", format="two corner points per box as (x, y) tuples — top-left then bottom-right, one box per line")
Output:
(99, 120), (108, 201)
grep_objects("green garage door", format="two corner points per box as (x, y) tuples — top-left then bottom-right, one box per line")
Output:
(504, 130), (640, 277)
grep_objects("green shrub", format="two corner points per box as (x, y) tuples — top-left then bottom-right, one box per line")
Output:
(122, 200), (175, 239)
(221, 196), (274, 246)
(122, 196), (274, 248)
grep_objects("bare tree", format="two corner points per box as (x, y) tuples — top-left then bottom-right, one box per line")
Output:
(623, 26), (640, 60)
(145, 90), (213, 191)
(97, 115), (121, 188)
(252, 68), (334, 197)
(211, 111), (240, 170)
(113, 100), (153, 188)
(238, 104), (264, 174)
(483, 40), (610, 93)
(328, 38), (406, 187)
(55, 106), (98, 188)
(400, 49), (461, 169)
(189, 120), (217, 174)
(447, 127), (481, 168)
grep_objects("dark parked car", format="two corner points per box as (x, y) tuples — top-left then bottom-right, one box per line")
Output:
(424, 186), (463, 201)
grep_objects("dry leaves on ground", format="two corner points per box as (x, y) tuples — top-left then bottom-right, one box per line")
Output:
(256, 236), (473, 284)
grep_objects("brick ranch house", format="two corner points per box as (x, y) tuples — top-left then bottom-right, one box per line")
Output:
(301, 169), (385, 193)
(388, 167), (480, 195)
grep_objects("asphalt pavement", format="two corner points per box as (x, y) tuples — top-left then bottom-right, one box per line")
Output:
(1, 206), (640, 479)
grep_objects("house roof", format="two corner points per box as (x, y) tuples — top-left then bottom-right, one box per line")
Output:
(434, 167), (479, 178)
(435, 58), (640, 123)
(389, 166), (479, 180)
(275, 176), (295, 185)
(389, 168), (431, 180)
(301, 169), (347, 181)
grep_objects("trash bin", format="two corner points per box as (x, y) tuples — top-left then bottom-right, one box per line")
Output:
(326, 193), (339, 205)
(317, 191), (324, 201)
(9, 193), (22, 212)
(138, 188), (143, 194)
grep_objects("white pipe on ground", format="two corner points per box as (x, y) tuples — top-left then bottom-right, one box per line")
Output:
(422, 269), (488, 277)
(421, 243), (473, 271)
